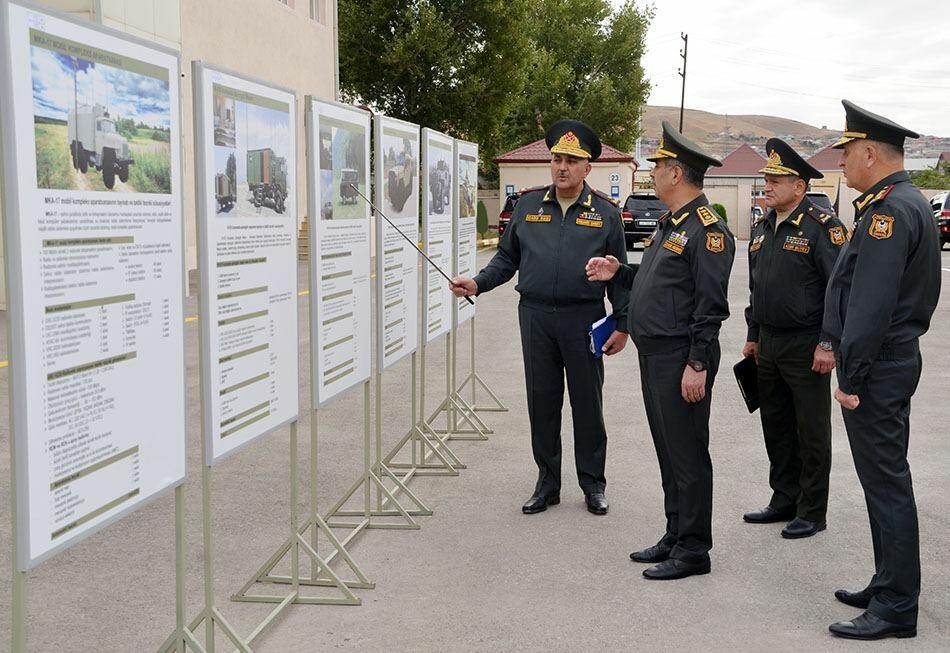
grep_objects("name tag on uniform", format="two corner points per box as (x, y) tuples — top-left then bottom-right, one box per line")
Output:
(663, 231), (688, 255)
(526, 213), (551, 223)
(783, 235), (810, 254)
(576, 212), (603, 228)
(749, 234), (765, 252)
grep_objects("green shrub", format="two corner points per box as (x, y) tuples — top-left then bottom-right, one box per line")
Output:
(476, 199), (488, 236)
(711, 202), (727, 222)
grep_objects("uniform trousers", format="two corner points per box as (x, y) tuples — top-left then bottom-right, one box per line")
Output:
(517, 301), (607, 495)
(839, 344), (922, 626)
(637, 340), (720, 564)
(757, 329), (832, 521)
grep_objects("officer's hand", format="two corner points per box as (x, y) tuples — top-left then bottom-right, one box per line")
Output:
(450, 276), (477, 297)
(585, 255), (620, 281)
(601, 330), (627, 356)
(742, 341), (758, 361)
(812, 346), (836, 374)
(681, 366), (707, 403)
(834, 388), (860, 410)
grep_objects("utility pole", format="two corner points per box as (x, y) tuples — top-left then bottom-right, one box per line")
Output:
(678, 33), (688, 132)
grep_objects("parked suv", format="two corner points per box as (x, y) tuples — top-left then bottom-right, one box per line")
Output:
(498, 191), (521, 238)
(930, 191), (950, 248)
(622, 192), (667, 248)
(806, 191), (836, 216)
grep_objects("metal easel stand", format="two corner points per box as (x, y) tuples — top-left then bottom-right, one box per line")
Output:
(230, 411), (374, 596)
(454, 315), (508, 414)
(428, 329), (490, 441)
(322, 380), (430, 533)
(383, 349), (466, 481)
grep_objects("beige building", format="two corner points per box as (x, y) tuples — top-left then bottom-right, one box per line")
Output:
(1, 0), (338, 305)
(495, 139), (637, 209)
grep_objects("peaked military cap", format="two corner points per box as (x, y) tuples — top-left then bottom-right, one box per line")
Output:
(646, 120), (722, 171)
(759, 138), (823, 180)
(832, 99), (920, 149)
(546, 119), (602, 161)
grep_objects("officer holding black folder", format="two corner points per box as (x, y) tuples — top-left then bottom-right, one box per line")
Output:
(450, 120), (629, 516)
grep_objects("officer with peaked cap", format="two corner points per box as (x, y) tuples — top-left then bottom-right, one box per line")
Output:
(740, 139), (848, 539)
(586, 121), (735, 579)
(450, 119), (630, 516)
(822, 100), (940, 640)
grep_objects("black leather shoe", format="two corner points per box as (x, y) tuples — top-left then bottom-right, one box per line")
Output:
(629, 543), (672, 563)
(522, 492), (560, 514)
(743, 505), (795, 523)
(585, 492), (608, 515)
(780, 517), (826, 539)
(829, 611), (916, 640)
(834, 587), (873, 609)
(642, 558), (710, 580)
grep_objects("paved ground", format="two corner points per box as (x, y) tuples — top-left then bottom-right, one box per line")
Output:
(1, 244), (949, 651)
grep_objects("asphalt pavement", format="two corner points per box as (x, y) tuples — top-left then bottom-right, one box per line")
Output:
(1, 245), (949, 651)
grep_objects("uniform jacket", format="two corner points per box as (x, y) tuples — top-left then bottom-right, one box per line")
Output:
(613, 193), (735, 364)
(745, 196), (848, 342)
(473, 182), (630, 327)
(822, 171), (940, 395)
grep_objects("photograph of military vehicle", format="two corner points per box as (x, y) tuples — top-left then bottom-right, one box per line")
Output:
(68, 103), (134, 190)
(339, 168), (359, 205)
(383, 137), (416, 214)
(213, 94), (236, 147)
(215, 173), (236, 211)
(246, 147), (288, 214)
(428, 158), (451, 214)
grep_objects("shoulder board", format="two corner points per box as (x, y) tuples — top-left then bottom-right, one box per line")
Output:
(856, 184), (894, 212)
(697, 205), (719, 227)
(806, 205), (832, 225)
(520, 185), (548, 194)
(874, 185), (894, 203)
(591, 188), (619, 206)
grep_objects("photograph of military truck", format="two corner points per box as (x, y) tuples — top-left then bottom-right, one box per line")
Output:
(381, 133), (417, 217)
(31, 43), (172, 193)
(246, 148), (288, 214)
(317, 117), (366, 220)
(428, 158), (451, 215)
(213, 149), (238, 213)
(213, 93), (236, 147)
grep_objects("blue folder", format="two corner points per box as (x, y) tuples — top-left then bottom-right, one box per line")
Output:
(588, 315), (617, 358)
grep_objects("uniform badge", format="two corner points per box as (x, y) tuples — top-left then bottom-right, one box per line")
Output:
(663, 231), (689, 255)
(576, 212), (603, 228)
(643, 229), (659, 248)
(749, 233), (765, 252)
(868, 214), (894, 240)
(828, 226), (846, 245)
(782, 235), (810, 254)
(705, 231), (725, 253)
(526, 213), (551, 223)
(697, 206), (719, 227)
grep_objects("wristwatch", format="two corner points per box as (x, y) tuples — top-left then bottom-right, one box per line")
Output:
(818, 341), (833, 351)
(687, 359), (706, 372)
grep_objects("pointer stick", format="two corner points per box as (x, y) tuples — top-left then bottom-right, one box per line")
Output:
(349, 184), (475, 305)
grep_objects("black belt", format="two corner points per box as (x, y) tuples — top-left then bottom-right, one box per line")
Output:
(760, 324), (820, 338)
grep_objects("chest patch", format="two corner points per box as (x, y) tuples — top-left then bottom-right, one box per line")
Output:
(782, 235), (810, 254)
(526, 213), (551, 223)
(663, 231), (689, 255)
(705, 232), (725, 253)
(576, 212), (603, 228)
(828, 226), (846, 245)
(749, 233), (765, 252)
(868, 214), (894, 240)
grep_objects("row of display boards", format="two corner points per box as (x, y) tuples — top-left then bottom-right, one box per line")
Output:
(0, 0), (481, 585)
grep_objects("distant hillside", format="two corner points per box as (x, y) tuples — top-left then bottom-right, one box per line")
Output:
(640, 106), (949, 159)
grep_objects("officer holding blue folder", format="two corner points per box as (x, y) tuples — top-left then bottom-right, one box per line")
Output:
(451, 120), (629, 516)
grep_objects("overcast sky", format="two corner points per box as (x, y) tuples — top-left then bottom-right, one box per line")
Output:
(622, 0), (950, 136)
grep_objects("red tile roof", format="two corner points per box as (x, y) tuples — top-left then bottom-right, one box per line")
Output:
(807, 145), (842, 171)
(707, 144), (766, 177)
(494, 139), (633, 163)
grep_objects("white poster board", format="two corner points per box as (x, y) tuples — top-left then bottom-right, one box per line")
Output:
(0, 1), (185, 569)
(193, 63), (298, 463)
(454, 140), (478, 326)
(375, 115), (420, 372)
(422, 129), (454, 343)
(308, 98), (371, 407)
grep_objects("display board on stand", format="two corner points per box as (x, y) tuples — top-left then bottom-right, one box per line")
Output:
(454, 140), (478, 326)
(1, 0), (185, 570)
(308, 99), (372, 407)
(421, 128), (454, 343)
(193, 64), (298, 463)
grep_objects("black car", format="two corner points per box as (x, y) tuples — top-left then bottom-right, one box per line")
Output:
(806, 191), (836, 216)
(930, 191), (950, 248)
(622, 192), (667, 248)
(498, 191), (521, 238)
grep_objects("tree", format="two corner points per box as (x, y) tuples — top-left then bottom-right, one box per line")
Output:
(910, 161), (950, 189)
(226, 152), (237, 188)
(339, 0), (533, 164)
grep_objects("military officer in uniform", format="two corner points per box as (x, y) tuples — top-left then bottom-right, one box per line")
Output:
(450, 120), (630, 516)
(586, 121), (735, 579)
(823, 101), (939, 640)
(741, 139), (847, 539)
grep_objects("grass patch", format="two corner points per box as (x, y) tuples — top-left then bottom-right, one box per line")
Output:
(128, 144), (171, 194)
(34, 123), (73, 190)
